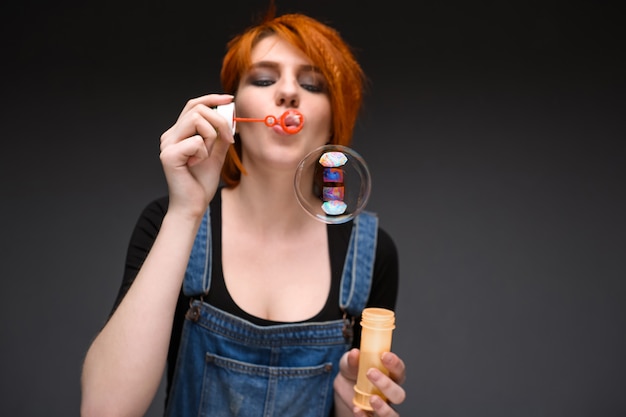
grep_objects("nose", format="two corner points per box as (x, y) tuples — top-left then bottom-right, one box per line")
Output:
(275, 77), (300, 108)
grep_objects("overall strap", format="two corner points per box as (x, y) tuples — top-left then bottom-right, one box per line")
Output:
(183, 207), (212, 297)
(339, 211), (378, 317)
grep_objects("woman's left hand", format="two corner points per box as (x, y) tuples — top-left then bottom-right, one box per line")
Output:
(334, 348), (406, 417)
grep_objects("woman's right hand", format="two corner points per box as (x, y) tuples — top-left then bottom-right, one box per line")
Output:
(159, 94), (235, 217)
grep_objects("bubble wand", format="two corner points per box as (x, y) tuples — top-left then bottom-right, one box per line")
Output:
(216, 103), (304, 134)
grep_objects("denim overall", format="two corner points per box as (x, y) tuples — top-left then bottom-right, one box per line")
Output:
(164, 209), (378, 417)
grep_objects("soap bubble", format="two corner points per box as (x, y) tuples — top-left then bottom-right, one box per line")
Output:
(294, 145), (371, 224)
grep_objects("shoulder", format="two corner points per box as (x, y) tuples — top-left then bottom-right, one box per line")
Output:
(358, 211), (398, 259)
(363, 212), (399, 288)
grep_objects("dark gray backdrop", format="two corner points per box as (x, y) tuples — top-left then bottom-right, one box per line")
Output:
(1, 1), (624, 416)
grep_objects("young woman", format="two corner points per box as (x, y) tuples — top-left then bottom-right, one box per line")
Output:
(81, 7), (406, 417)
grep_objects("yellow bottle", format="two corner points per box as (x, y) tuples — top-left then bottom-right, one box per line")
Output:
(353, 307), (396, 411)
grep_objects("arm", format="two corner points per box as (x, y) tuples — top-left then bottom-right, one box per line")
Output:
(80, 94), (235, 417)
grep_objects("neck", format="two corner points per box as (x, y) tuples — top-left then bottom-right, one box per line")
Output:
(224, 173), (315, 232)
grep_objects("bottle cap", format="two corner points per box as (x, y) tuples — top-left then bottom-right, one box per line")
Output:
(215, 102), (236, 134)
(360, 307), (395, 330)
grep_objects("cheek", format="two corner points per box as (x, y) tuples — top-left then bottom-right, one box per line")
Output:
(233, 87), (263, 118)
(309, 107), (332, 139)
(233, 99), (255, 119)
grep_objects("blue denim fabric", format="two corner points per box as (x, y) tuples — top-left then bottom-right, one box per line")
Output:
(182, 211), (211, 296)
(339, 211), (378, 317)
(166, 209), (378, 417)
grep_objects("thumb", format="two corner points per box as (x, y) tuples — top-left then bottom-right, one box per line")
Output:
(208, 128), (235, 166)
(342, 348), (360, 379)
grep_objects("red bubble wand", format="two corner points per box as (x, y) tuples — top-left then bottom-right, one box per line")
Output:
(216, 104), (304, 135)
(233, 109), (304, 134)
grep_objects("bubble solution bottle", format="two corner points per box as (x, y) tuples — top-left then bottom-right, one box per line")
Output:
(353, 307), (396, 411)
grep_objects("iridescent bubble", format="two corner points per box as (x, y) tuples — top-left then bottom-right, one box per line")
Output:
(294, 145), (371, 224)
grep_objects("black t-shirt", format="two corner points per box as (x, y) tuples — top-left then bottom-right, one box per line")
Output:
(111, 189), (399, 391)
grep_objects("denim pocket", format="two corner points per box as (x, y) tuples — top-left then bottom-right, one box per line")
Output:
(199, 352), (334, 417)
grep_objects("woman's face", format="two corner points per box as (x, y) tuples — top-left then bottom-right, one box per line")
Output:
(234, 35), (332, 173)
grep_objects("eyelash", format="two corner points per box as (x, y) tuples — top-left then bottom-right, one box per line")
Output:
(302, 83), (324, 93)
(250, 78), (324, 93)
(251, 79), (274, 87)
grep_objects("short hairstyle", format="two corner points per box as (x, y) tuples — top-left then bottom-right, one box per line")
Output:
(219, 10), (366, 186)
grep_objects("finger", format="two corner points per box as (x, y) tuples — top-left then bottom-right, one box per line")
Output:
(381, 352), (406, 385)
(160, 134), (208, 168)
(366, 368), (406, 407)
(178, 94), (234, 119)
(206, 128), (234, 167)
(352, 406), (373, 417)
(368, 395), (399, 417)
(346, 348), (360, 375)
(161, 95), (234, 148)
(167, 107), (222, 148)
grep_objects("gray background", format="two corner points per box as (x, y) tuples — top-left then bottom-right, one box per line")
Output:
(1, 1), (624, 416)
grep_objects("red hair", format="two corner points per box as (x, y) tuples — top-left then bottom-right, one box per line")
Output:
(219, 9), (366, 186)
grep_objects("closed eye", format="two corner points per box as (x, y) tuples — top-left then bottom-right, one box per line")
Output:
(251, 79), (275, 87)
(301, 82), (325, 93)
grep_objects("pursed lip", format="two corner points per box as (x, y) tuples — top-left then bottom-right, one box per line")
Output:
(272, 124), (290, 136)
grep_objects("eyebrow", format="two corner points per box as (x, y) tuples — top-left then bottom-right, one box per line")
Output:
(249, 61), (322, 74)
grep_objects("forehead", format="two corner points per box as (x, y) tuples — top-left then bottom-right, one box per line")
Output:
(250, 35), (312, 66)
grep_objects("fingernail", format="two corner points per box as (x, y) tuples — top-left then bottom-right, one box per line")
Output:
(370, 395), (384, 408)
(367, 368), (381, 381)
